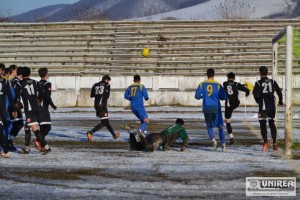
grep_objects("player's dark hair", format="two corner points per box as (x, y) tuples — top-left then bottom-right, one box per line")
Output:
(134, 74), (141, 82)
(206, 68), (215, 77)
(176, 118), (184, 125)
(17, 66), (23, 76)
(38, 67), (48, 78)
(259, 66), (268, 76)
(0, 63), (5, 70)
(227, 72), (235, 79)
(3, 68), (10, 76)
(102, 74), (111, 81)
(9, 64), (17, 74)
(22, 66), (31, 77)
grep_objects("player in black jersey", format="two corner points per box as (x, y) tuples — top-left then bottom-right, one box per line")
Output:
(223, 72), (250, 144)
(86, 75), (120, 141)
(34, 68), (57, 151)
(19, 67), (51, 155)
(8, 65), (24, 150)
(253, 66), (283, 152)
(0, 73), (16, 158)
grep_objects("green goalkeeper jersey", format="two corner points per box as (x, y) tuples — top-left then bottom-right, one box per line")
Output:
(161, 123), (189, 150)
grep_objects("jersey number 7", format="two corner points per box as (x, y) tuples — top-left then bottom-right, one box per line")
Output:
(131, 87), (137, 97)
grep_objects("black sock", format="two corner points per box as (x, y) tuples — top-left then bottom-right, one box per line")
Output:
(0, 125), (9, 154)
(269, 119), (277, 142)
(91, 123), (104, 133)
(226, 123), (232, 134)
(25, 129), (31, 146)
(34, 130), (47, 147)
(40, 125), (51, 140)
(101, 119), (115, 136)
(10, 121), (24, 138)
(259, 120), (268, 142)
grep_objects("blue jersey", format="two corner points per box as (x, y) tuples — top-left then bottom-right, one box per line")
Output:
(124, 83), (149, 107)
(195, 80), (226, 113)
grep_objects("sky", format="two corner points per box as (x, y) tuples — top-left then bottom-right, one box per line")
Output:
(0, 0), (80, 16)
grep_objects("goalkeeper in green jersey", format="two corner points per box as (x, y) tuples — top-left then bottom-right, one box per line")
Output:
(124, 118), (189, 152)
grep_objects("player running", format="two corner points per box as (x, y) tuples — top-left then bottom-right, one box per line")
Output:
(86, 75), (120, 141)
(195, 68), (227, 152)
(34, 68), (57, 151)
(124, 118), (188, 152)
(19, 67), (51, 155)
(253, 66), (283, 152)
(124, 74), (150, 137)
(223, 72), (250, 144)
(0, 72), (17, 158)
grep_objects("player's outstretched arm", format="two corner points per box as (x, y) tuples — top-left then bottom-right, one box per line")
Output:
(194, 85), (202, 100)
(142, 85), (149, 101)
(237, 83), (250, 97)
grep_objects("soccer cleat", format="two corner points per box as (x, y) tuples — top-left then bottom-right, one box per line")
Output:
(113, 132), (120, 139)
(42, 148), (51, 155)
(222, 144), (227, 152)
(33, 139), (43, 152)
(8, 141), (17, 151)
(229, 138), (234, 145)
(273, 142), (278, 151)
(86, 131), (93, 141)
(0, 152), (10, 158)
(19, 146), (30, 154)
(213, 141), (218, 151)
(262, 140), (269, 152)
(121, 124), (135, 134)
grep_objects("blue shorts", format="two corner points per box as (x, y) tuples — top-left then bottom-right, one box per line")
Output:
(131, 107), (148, 121)
(204, 111), (223, 128)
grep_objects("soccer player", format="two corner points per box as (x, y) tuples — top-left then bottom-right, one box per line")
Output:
(125, 118), (188, 152)
(124, 74), (150, 137)
(0, 72), (16, 158)
(253, 66), (283, 152)
(223, 72), (250, 144)
(20, 67), (51, 155)
(86, 75), (120, 141)
(9, 65), (24, 150)
(34, 68), (57, 151)
(195, 68), (227, 152)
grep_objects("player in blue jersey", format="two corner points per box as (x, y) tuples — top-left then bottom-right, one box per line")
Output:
(124, 75), (150, 139)
(195, 68), (227, 152)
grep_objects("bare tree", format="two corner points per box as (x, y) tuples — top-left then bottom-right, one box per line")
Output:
(70, 5), (108, 21)
(0, 9), (12, 22)
(210, 0), (255, 19)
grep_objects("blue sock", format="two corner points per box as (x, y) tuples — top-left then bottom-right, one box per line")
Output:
(219, 128), (226, 144)
(207, 127), (215, 140)
(139, 122), (149, 132)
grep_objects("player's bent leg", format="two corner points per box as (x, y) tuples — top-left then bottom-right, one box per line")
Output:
(225, 118), (234, 145)
(139, 118), (150, 134)
(40, 124), (51, 140)
(259, 118), (268, 152)
(101, 119), (120, 139)
(268, 118), (278, 151)
(31, 124), (51, 154)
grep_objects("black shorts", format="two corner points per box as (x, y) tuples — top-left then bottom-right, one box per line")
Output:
(38, 106), (51, 125)
(258, 109), (276, 120)
(25, 110), (39, 126)
(95, 105), (108, 119)
(224, 104), (239, 119)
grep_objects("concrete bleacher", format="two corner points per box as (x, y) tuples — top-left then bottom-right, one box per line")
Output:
(0, 20), (299, 106)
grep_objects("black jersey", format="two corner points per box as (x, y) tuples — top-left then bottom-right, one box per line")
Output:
(20, 78), (39, 112)
(91, 81), (110, 107)
(0, 77), (15, 113)
(11, 77), (22, 102)
(253, 77), (283, 111)
(38, 80), (55, 109)
(223, 80), (250, 107)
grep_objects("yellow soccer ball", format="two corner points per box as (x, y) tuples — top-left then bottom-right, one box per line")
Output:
(141, 48), (150, 57)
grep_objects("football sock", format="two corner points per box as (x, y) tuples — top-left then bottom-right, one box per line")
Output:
(25, 129), (31, 146)
(40, 125), (51, 139)
(101, 119), (115, 136)
(229, 133), (233, 139)
(139, 122), (149, 133)
(34, 130), (47, 147)
(269, 119), (277, 142)
(207, 127), (215, 140)
(259, 120), (268, 141)
(219, 128), (226, 144)
(0, 125), (9, 154)
(91, 123), (104, 133)
(226, 123), (233, 135)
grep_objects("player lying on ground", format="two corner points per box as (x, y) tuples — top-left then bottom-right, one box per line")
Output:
(124, 74), (150, 136)
(87, 75), (120, 141)
(195, 68), (227, 152)
(253, 66), (283, 152)
(19, 67), (51, 155)
(34, 68), (57, 151)
(223, 72), (250, 144)
(124, 118), (188, 152)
